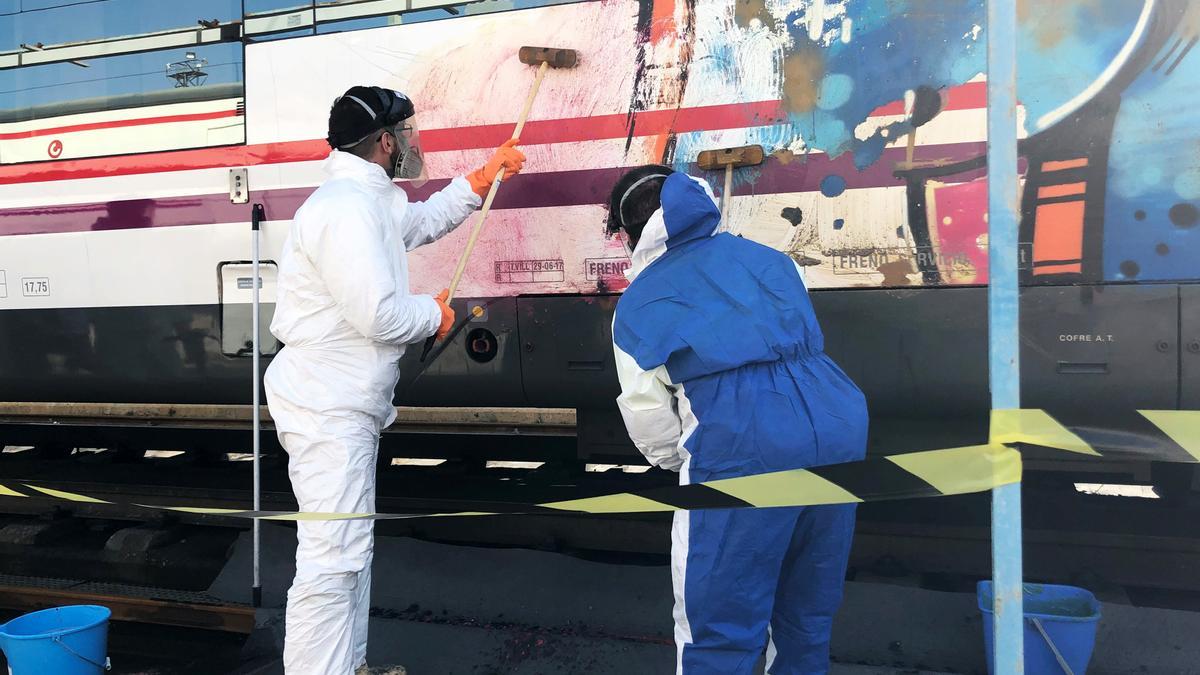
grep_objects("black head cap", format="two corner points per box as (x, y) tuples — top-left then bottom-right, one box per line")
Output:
(327, 85), (415, 149)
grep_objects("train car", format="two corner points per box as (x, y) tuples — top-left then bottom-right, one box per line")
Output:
(0, 0), (1197, 474)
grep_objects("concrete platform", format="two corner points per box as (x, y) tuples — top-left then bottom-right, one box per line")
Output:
(235, 614), (954, 675)
(215, 525), (1200, 674)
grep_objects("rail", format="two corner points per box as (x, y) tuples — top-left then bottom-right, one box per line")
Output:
(0, 403), (577, 436)
(0, 576), (254, 633)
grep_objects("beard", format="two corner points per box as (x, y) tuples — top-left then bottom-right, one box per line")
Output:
(385, 146), (402, 179)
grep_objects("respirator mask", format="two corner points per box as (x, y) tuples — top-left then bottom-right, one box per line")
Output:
(387, 119), (427, 187)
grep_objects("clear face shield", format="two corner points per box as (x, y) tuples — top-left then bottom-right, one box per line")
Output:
(390, 119), (427, 188)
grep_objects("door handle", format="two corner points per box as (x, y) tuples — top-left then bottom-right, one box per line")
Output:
(1056, 361), (1108, 375)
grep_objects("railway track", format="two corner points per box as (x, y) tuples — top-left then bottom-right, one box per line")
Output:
(3, 409), (1200, 612)
(0, 575), (254, 633)
(0, 483), (1197, 674)
(0, 585), (252, 675)
(0, 404), (580, 463)
(2, 459), (1198, 600)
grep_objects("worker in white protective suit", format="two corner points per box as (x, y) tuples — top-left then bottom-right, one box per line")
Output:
(264, 85), (525, 675)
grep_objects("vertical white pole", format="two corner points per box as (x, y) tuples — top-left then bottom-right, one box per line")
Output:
(251, 203), (264, 608)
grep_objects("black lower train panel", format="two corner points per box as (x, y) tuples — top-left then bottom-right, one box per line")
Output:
(0, 283), (1195, 458)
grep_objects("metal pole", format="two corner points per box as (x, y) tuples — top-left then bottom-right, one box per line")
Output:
(251, 203), (265, 609)
(987, 0), (1023, 672)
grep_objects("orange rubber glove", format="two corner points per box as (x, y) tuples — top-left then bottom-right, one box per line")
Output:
(467, 138), (526, 198)
(434, 289), (455, 340)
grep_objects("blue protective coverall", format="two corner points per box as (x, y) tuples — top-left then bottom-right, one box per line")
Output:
(612, 173), (869, 674)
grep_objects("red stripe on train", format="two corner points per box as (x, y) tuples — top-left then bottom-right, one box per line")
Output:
(0, 101), (784, 185)
(0, 82), (987, 185)
(0, 109), (241, 141)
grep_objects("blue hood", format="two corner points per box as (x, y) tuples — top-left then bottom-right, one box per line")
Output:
(613, 173), (866, 476)
(662, 173), (721, 249)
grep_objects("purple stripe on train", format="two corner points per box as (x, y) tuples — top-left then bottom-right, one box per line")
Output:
(0, 143), (986, 236)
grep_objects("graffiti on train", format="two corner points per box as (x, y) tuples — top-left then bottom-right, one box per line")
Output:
(634, 0), (1199, 290)
(2, 0), (1196, 300)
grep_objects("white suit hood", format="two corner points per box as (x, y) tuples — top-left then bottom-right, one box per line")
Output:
(624, 174), (720, 282)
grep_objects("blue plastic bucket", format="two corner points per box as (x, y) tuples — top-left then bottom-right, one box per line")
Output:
(978, 581), (1100, 674)
(0, 605), (111, 674)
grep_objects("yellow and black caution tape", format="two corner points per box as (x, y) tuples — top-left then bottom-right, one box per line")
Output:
(1, 409), (1196, 521)
(991, 409), (1200, 463)
(0, 443), (1021, 521)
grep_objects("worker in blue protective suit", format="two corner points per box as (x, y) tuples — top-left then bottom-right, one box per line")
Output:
(607, 166), (869, 675)
(266, 86), (524, 675)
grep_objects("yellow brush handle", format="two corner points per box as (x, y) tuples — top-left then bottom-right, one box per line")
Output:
(447, 168), (504, 301)
(445, 60), (550, 304)
(513, 61), (549, 139)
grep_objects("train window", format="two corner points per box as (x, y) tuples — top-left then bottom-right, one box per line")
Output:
(0, 42), (245, 164)
(244, 0), (587, 40)
(312, 4), (516, 33)
(218, 262), (280, 358)
(371, 0), (586, 26)
(243, 0), (309, 14)
(315, 14), (392, 35)
(0, 0), (242, 52)
(242, 2), (315, 40)
(0, 1), (246, 165)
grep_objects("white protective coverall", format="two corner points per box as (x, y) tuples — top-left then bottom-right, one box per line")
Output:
(265, 149), (480, 674)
